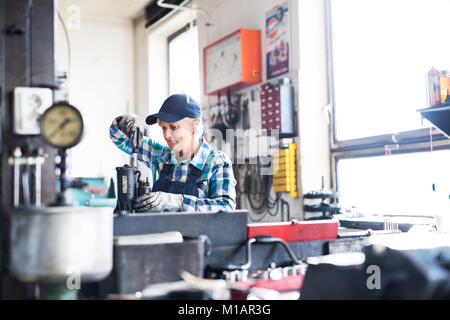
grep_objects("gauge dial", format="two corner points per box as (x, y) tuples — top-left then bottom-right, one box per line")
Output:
(41, 102), (84, 148)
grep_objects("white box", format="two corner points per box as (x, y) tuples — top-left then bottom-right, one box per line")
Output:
(13, 87), (53, 135)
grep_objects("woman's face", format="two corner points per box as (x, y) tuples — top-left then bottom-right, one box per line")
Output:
(159, 119), (195, 157)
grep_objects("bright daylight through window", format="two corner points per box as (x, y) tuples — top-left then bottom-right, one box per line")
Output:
(168, 23), (201, 104)
(330, 0), (450, 216)
(330, 0), (450, 141)
(338, 150), (450, 216)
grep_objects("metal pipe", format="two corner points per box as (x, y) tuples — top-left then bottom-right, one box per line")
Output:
(242, 237), (256, 270)
(13, 147), (22, 207)
(157, 0), (211, 25)
(22, 165), (30, 206)
(35, 157), (43, 207)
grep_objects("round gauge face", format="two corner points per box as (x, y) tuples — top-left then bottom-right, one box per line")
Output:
(41, 102), (84, 148)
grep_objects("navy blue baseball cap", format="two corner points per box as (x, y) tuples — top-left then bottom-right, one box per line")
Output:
(146, 93), (201, 125)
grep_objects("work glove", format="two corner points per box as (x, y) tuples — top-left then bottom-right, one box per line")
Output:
(118, 114), (144, 147)
(134, 191), (184, 212)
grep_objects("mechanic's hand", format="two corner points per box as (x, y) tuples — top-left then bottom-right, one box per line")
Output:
(118, 114), (143, 146)
(134, 191), (183, 212)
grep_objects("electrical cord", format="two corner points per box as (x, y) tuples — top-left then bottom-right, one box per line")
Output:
(245, 165), (266, 216)
(246, 199), (267, 222)
(280, 199), (290, 221)
(267, 198), (280, 217)
(244, 161), (283, 221)
(224, 89), (240, 128)
(266, 177), (281, 208)
(56, 9), (71, 101)
(26, 0), (32, 86)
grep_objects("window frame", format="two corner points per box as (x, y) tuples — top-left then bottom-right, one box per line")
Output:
(325, 0), (450, 194)
(167, 20), (198, 97)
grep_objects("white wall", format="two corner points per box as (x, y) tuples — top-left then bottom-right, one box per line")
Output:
(134, 14), (150, 123)
(55, 14), (135, 180)
(297, 0), (331, 193)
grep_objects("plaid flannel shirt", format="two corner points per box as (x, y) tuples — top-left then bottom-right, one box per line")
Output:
(109, 116), (237, 212)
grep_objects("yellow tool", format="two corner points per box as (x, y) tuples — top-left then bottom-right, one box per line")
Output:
(273, 143), (299, 197)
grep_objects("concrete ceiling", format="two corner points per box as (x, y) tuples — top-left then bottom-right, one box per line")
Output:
(56, 0), (152, 19)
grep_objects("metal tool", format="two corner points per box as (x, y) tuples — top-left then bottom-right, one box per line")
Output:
(303, 177), (340, 220)
(8, 146), (46, 207)
(12, 147), (22, 207)
(384, 217), (399, 231)
(35, 148), (44, 207)
(114, 127), (145, 215)
(206, 235), (303, 282)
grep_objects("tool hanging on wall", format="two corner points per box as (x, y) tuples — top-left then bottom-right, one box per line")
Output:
(273, 142), (299, 198)
(244, 158), (284, 222)
(303, 176), (340, 220)
(242, 98), (250, 130)
(210, 89), (241, 139)
(260, 78), (296, 137)
(225, 89), (240, 128)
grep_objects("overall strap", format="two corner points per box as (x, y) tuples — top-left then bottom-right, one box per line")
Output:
(160, 163), (174, 181)
(186, 164), (203, 182)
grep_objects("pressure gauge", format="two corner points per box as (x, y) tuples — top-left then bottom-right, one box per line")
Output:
(40, 102), (84, 148)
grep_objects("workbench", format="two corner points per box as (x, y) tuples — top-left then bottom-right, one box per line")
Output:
(82, 210), (446, 298)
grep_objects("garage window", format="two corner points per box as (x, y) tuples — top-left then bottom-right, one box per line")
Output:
(327, 0), (450, 215)
(337, 149), (450, 216)
(168, 21), (201, 103)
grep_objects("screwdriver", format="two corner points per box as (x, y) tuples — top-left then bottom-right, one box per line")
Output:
(132, 126), (140, 168)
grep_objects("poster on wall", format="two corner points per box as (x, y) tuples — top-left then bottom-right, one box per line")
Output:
(266, 2), (290, 79)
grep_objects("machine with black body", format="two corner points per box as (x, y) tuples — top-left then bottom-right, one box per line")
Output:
(301, 241), (450, 300)
(114, 127), (148, 214)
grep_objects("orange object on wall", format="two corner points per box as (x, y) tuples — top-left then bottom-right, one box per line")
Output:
(203, 29), (262, 95)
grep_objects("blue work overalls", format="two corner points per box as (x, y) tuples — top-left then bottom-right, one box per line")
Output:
(152, 163), (204, 196)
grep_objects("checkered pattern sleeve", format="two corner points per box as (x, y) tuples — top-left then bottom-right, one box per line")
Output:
(182, 152), (237, 212)
(109, 115), (170, 174)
